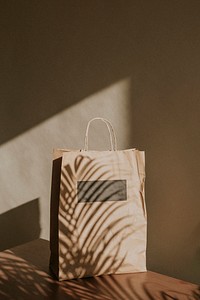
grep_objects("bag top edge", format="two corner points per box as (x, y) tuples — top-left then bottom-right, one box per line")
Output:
(53, 148), (145, 153)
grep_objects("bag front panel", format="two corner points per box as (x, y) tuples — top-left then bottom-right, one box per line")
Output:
(57, 150), (146, 280)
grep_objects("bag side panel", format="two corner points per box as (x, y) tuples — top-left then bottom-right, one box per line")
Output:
(49, 151), (63, 279)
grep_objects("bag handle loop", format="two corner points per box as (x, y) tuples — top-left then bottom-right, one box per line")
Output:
(83, 117), (117, 151)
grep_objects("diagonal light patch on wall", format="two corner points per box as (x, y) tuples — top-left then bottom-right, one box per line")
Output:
(0, 78), (131, 239)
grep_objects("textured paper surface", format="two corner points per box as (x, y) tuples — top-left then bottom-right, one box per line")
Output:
(50, 149), (147, 281)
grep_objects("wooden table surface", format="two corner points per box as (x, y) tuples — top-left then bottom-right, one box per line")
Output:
(0, 239), (199, 300)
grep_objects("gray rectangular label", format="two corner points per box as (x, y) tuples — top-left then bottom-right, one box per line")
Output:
(77, 180), (127, 203)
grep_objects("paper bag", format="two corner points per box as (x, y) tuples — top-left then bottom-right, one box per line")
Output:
(50, 117), (147, 281)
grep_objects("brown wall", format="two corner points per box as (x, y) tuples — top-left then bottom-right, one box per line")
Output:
(0, 1), (199, 284)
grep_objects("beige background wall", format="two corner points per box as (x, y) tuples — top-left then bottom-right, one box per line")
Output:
(0, 1), (199, 284)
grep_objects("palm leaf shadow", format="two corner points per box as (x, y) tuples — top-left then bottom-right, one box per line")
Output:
(140, 280), (200, 300)
(58, 154), (134, 280)
(0, 250), (54, 299)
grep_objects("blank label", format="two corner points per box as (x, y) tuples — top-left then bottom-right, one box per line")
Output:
(77, 180), (127, 203)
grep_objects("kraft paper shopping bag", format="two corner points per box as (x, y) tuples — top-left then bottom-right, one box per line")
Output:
(50, 117), (147, 281)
